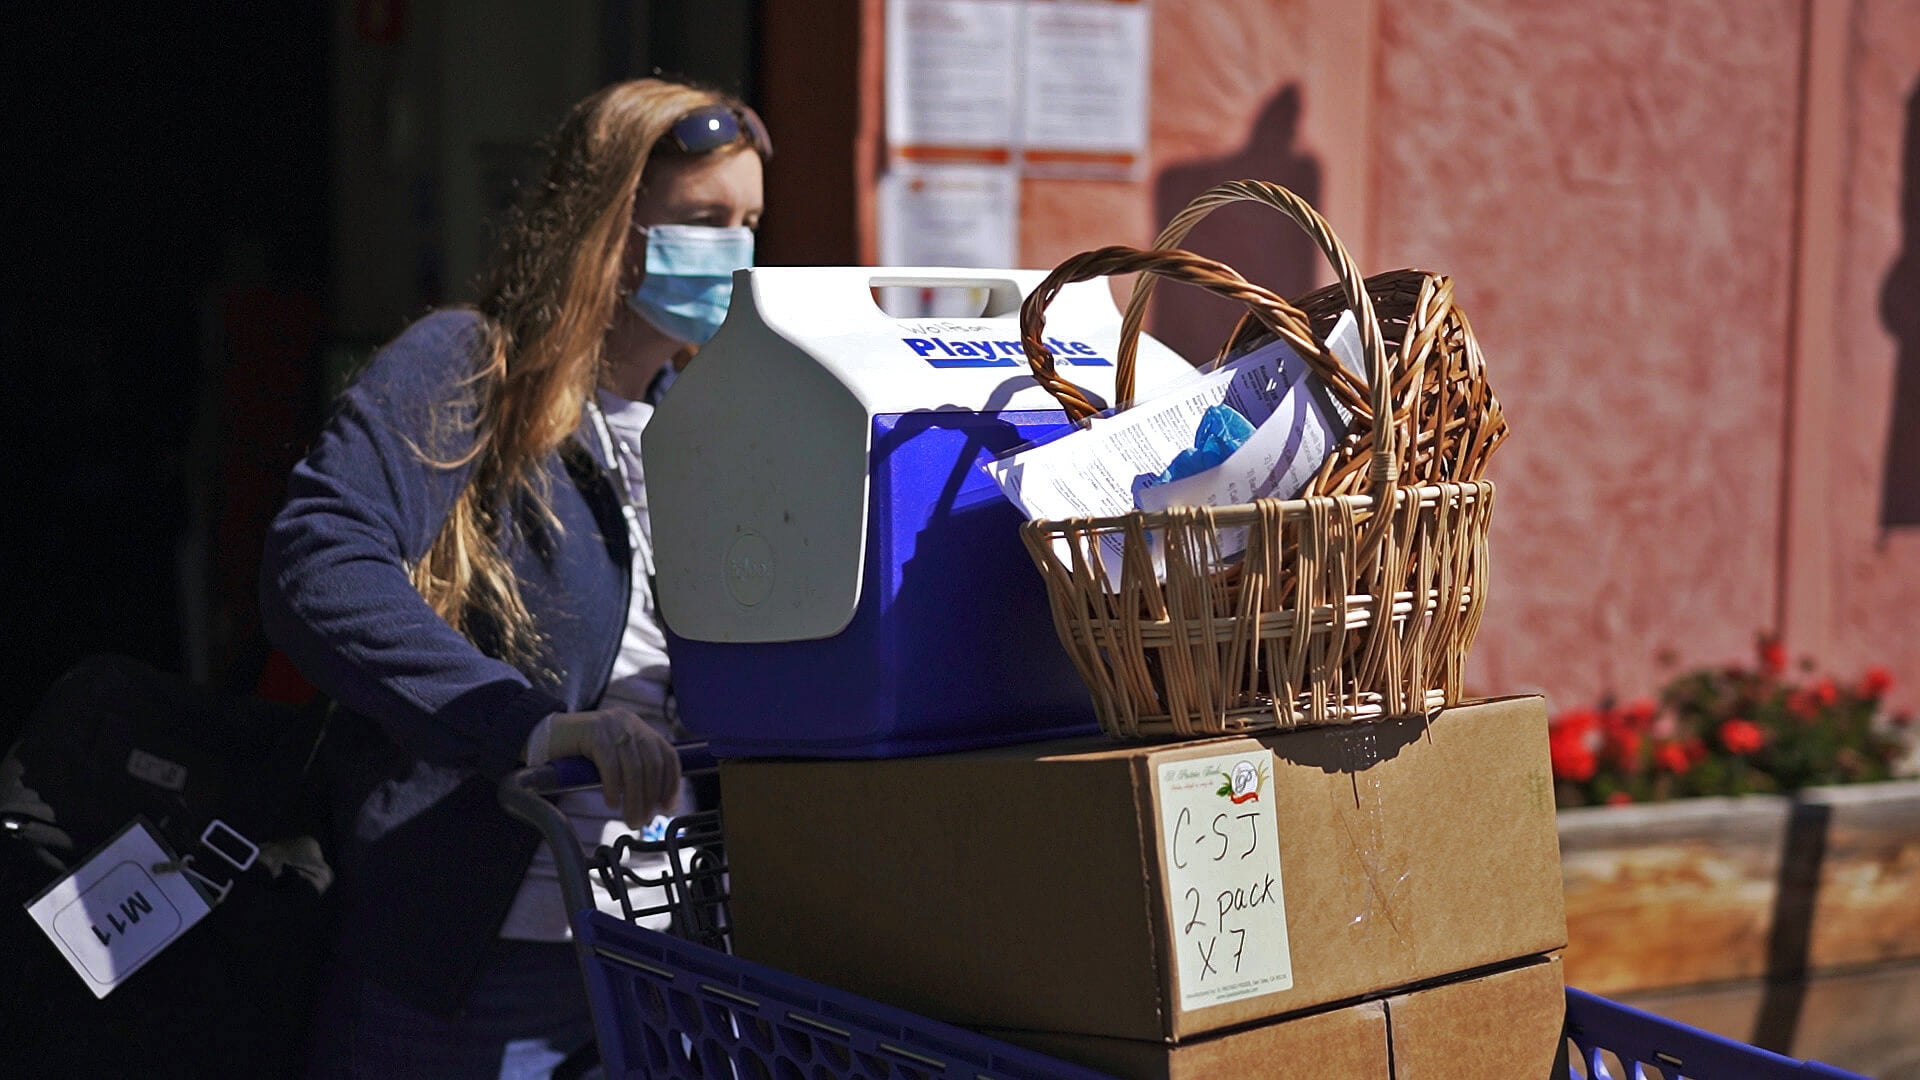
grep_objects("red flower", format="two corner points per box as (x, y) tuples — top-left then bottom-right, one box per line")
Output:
(1685, 736), (1709, 766)
(1554, 708), (1599, 734)
(1815, 678), (1838, 707)
(1549, 710), (1600, 782)
(1606, 791), (1634, 806)
(1551, 731), (1598, 782)
(1604, 727), (1643, 770)
(1654, 739), (1695, 774)
(1862, 667), (1894, 699)
(1759, 636), (1787, 677)
(1719, 718), (1765, 755)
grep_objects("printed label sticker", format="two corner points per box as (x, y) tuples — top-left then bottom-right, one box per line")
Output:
(1156, 750), (1294, 1010)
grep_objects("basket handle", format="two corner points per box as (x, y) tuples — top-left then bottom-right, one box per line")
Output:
(1120, 181), (1397, 492)
(1018, 246), (1320, 424)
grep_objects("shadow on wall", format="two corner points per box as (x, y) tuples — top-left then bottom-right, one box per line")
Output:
(1882, 77), (1920, 528)
(1150, 84), (1323, 366)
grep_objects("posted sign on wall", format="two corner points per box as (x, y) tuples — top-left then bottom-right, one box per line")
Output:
(878, 0), (1151, 274)
(1156, 749), (1294, 1010)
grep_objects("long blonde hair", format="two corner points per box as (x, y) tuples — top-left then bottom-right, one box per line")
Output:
(410, 78), (761, 667)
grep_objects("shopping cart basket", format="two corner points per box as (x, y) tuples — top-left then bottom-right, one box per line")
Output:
(1562, 989), (1863, 1080)
(499, 747), (1110, 1079)
(500, 748), (1867, 1080)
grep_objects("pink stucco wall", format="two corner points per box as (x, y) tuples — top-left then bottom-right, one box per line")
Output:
(1371, 0), (1803, 706)
(995, 0), (1916, 717)
(1830, 1), (1920, 713)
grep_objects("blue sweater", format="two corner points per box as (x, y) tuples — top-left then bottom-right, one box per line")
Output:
(261, 309), (631, 1012)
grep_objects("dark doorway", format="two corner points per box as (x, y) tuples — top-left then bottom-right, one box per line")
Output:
(0, 7), (333, 743)
(1149, 84), (1324, 366)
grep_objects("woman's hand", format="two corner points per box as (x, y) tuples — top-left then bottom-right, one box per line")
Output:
(544, 709), (682, 828)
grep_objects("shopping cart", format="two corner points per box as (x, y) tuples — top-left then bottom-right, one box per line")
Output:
(500, 747), (1868, 1080)
(1562, 990), (1863, 1080)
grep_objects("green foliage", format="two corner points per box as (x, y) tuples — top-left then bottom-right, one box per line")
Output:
(1548, 636), (1909, 809)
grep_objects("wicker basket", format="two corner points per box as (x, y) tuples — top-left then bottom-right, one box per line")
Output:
(1015, 181), (1507, 739)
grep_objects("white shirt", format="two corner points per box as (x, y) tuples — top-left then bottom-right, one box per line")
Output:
(500, 388), (689, 941)
(594, 389), (673, 716)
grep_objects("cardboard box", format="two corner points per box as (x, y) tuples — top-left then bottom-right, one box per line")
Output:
(723, 696), (1566, 1042)
(983, 956), (1567, 1080)
(997, 998), (1391, 1080)
(1386, 956), (1567, 1078)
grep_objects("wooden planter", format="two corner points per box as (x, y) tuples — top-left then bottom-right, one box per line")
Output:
(1559, 778), (1920, 1076)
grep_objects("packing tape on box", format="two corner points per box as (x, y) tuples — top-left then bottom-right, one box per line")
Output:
(1330, 721), (1414, 949)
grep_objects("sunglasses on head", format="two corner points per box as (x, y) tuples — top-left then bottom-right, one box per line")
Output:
(665, 104), (773, 159)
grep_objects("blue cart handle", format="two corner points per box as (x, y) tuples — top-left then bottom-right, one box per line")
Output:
(514, 742), (716, 794)
(498, 742), (716, 920)
(546, 754), (601, 790)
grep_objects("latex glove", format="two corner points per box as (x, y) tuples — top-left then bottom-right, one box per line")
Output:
(543, 708), (682, 829)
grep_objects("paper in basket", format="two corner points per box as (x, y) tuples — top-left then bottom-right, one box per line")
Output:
(986, 311), (1362, 582)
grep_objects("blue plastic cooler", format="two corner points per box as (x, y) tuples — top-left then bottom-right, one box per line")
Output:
(643, 268), (1193, 758)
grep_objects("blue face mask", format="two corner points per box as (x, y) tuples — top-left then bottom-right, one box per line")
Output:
(626, 224), (755, 345)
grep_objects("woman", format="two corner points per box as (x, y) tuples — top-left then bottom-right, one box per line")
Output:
(261, 78), (769, 1076)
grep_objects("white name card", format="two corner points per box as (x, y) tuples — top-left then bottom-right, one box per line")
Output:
(25, 820), (212, 998)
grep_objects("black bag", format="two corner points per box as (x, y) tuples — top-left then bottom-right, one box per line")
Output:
(1, 654), (337, 1078)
